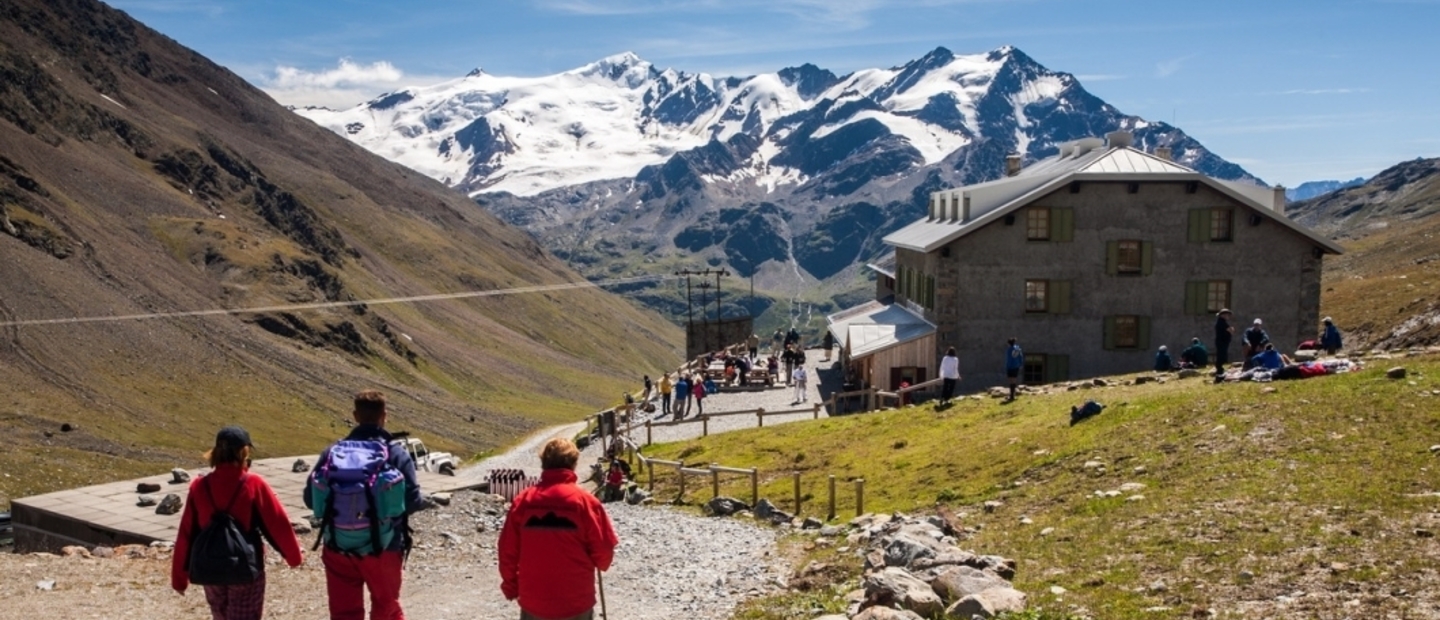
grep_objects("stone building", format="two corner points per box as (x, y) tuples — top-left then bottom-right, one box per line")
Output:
(829, 131), (1342, 393)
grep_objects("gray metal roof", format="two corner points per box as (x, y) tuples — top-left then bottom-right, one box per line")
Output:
(883, 139), (1344, 255)
(825, 300), (935, 361)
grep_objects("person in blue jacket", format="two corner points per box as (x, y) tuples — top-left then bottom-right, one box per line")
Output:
(1320, 317), (1343, 355)
(1153, 345), (1175, 371)
(1251, 343), (1288, 371)
(1004, 338), (1023, 401)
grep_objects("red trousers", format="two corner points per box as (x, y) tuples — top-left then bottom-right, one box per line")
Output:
(322, 548), (406, 620)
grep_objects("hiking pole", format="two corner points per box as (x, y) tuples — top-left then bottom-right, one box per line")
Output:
(596, 568), (608, 619)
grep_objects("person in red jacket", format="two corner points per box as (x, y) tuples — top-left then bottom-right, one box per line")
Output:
(172, 426), (304, 620)
(499, 438), (619, 620)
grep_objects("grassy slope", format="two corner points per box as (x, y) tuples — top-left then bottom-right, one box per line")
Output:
(646, 358), (1440, 619)
(1320, 213), (1440, 350)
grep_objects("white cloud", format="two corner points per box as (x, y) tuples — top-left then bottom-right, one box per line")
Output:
(1075, 74), (1126, 82)
(258, 59), (447, 110)
(1279, 88), (1371, 96)
(1154, 54), (1195, 78)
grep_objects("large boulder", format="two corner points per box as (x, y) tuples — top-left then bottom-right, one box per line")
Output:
(155, 493), (183, 515)
(754, 498), (777, 520)
(945, 587), (1027, 618)
(884, 534), (938, 568)
(930, 565), (1012, 603)
(706, 496), (749, 517)
(864, 567), (945, 618)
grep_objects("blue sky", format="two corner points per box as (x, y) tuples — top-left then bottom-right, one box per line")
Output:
(108, 0), (1440, 187)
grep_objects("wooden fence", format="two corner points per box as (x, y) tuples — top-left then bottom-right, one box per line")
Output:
(631, 450), (867, 520)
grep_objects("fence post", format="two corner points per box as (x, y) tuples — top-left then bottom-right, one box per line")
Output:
(711, 463), (720, 499)
(647, 460), (655, 493)
(703, 415), (709, 437)
(828, 475), (836, 521)
(750, 468), (758, 507)
(813, 402), (821, 419)
(793, 472), (802, 516)
(757, 407), (765, 428)
(678, 466), (686, 503)
(646, 420), (652, 446)
(855, 478), (865, 516)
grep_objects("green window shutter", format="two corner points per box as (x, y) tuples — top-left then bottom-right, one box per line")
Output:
(1188, 209), (1210, 243)
(1105, 241), (1119, 276)
(1048, 280), (1072, 314)
(1046, 354), (1070, 383)
(1050, 207), (1074, 242)
(1184, 281), (1206, 315)
(1103, 316), (1116, 350)
(1138, 316), (1153, 350)
(1141, 241), (1154, 276)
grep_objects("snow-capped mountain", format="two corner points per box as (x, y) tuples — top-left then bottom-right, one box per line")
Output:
(297, 46), (1261, 326)
(298, 46), (1256, 198)
(1286, 177), (1366, 202)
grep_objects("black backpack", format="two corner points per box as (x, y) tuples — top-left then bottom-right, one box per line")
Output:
(187, 474), (263, 586)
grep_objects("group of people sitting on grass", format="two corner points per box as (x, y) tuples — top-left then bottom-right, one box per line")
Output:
(1151, 315), (1349, 382)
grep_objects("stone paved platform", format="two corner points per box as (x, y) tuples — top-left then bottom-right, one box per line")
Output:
(11, 455), (479, 552)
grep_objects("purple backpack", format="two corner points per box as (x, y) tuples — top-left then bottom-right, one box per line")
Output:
(307, 439), (406, 555)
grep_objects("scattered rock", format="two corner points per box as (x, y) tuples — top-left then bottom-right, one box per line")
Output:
(292, 459), (310, 473)
(431, 492), (452, 507)
(136, 495), (157, 507)
(292, 520), (313, 535)
(853, 607), (924, 620)
(802, 517), (824, 530)
(1238, 570), (1255, 583)
(155, 493), (183, 515)
(1261, 387), (1278, 394)
(36, 580), (55, 591)
(1050, 585), (1067, 595)
(1430, 445), (1440, 454)
(820, 525), (842, 537)
(945, 587), (1026, 618)
(753, 498), (777, 520)
(61, 546), (90, 558)
(1416, 529), (1434, 538)
(1119, 482), (1147, 492)
(170, 468), (191, 484)
(864, 567), (945, 617)
(136, 482), (161, 494)
(60, 423), (74, 432)
(1134, 376), (1154, 385)
(1387, 367), (1408, 379)
(706, 496), (749, 517)
(982, 500), (1002, 513)
(930, 565), (1011, 602)
(1018, 517), (1033, 525)
(1039, 527), (1055, 537)
(92, 546), (115, 558)
(1083, 460), (1104, 470)
(1177, 369), (1200, 379)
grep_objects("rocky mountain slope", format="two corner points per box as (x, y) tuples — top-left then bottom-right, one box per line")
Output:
(1287, 158), (1440, 349)
(1286, 177), (1365, 202)
(0, 0), (681, 507)
(298, 47), (1261, 329)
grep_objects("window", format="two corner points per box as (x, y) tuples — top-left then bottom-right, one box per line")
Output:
(1113, 315), (1139, 348)
(1210, 208), (1233, 242)
(1023, 354), (1046, 384)
(1116, 240), (1142, 274)
(1026, 208), (1049, 240)
(1108, 240), (1153, 275)
(1104, 315), (1151, 350)
(1025, 280), (1048, 313)
(1023, 279), (1072, 314)
(1207, 281), (1230, 313)
(1184, 280), (1231, 314)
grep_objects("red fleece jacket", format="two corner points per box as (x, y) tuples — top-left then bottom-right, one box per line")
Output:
(498, 468), (619, 619)
(170, 464), (304, 593)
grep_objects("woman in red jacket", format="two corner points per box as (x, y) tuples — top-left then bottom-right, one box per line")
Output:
(171, 426), (304, 620)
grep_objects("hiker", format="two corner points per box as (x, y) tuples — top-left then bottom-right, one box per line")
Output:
(1321, 317), (1343, 355)
(1242, 318), (1270, 369)
(499, 438), (619, 620)
(939, 347), (960, 405)
(1214, 309), (1235, 380)
(642, 374), (652, 401)
(1004, 338), (1023, 401)
(822, 329), (835, 361)
(1153, 345), (1175, 372)
(1180, 338), (1209, 369)
(771, 329), (784, 356)
(792, 364), (808, 403)
(674, 374), (691, 419)
(602, 460), (625, 503)
(782, 345), (799, 385)
(692, 374), (708, 416)
(747, 333), (760, 360)
(304, 390), (422, 620)
(767, 356), (779, 382)
(658, 373), (672, 417)
(1251, 343), (1290, 371)
(172, 426), (303, 620)
(785, 327), (800, 348)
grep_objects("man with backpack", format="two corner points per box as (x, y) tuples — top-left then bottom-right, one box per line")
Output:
(172, 426), (304, 620)
(500, 438), (619, 620)
(305, 390), (422, 620)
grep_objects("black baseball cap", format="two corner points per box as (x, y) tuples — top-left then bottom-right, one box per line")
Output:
(215, 426), (253, 451)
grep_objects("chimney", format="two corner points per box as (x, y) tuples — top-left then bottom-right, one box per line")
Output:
(1273, 185), (1287, 212)
(1005, 153), (1023, 177)
(1154, 145), (1172, 161)
(1105, 130), (1134, 148)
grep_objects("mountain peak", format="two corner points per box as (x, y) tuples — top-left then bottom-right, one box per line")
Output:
(988, 45), (1038, 67)
(577, 51), (654, 87)
(465, 67), (485, 78)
